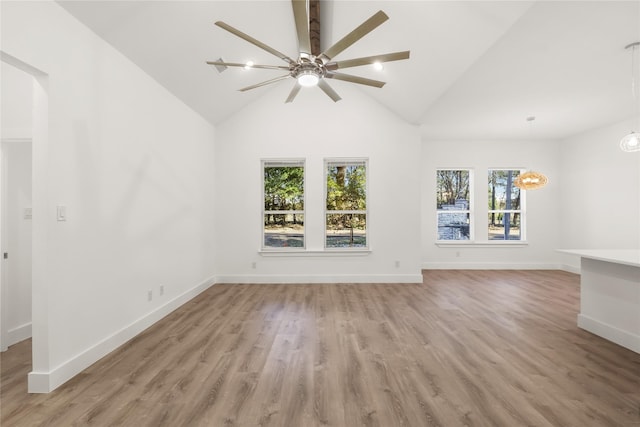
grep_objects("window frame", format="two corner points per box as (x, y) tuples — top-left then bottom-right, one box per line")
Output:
(261, 159), (306, 251)
(436, 168), (474, 242)
(324, 158), (369, 250)
(487, 168), (527, 242)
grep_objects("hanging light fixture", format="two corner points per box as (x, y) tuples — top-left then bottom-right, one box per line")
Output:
(514, 171), (548, 190)
(620, 42), (640, 152)
(515, 116), (549, 190)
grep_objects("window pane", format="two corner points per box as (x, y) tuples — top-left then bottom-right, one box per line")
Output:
(326, 213), (366, 248)
(326, 164), (366, 210)
(264, 166), (304, 211)
(488, 170), (521, 210)
(264, 214), (304, 248)
(438, 212), (471, 240)
(488, 213), (521, 240)
(437, 170), (470, 209)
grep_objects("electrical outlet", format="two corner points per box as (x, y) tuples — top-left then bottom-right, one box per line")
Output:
(159, 285), (164, 296)
(456, 251), (461, 257)
(251, 262), (257, 269)
(147, 290), (153, 301)
(395, 260), (400, 268)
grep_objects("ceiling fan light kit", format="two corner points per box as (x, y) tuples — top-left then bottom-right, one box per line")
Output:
(298, 73), (319, 87)
(293, 61), (323, 87)
(207, 0), (410, 103)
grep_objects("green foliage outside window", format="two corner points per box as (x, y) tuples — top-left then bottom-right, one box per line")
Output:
(326, 165), (366, 211)
(326, 163), (367, 248)
(263, 163), (304, 248)
(264, 166), (304, 212)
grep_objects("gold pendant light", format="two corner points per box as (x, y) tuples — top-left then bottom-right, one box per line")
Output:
(514, 171), (548, 190)
(515, 116), (548, 190)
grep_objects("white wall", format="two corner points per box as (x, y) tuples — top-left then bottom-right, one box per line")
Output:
(215, 83), (422, 283)
(558, 120), (640, 271)
(1, 62), (33, 139)
(421, 139), (561, 269)
(2, 1), (216, 392)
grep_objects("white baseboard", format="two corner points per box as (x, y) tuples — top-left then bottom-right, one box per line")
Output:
(560, 264), (581, 274)
(7, 322), (32, 347)
(28, 276), (216, 393)
(215, 273), (423, 284)
(421, 262), (563, 270)
(578, 314), (640, 354)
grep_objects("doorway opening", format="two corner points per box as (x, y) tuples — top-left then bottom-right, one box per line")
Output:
(1, 51), (48, 393)
(1, 61), (33, 352)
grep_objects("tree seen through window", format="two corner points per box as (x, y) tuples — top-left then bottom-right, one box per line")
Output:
(488, 169), (522, 240)
(263, 161), (305, 248)
(326, 162), (367, 248)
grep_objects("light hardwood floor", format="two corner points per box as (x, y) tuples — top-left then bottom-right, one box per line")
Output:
(1, 270), (639, 426)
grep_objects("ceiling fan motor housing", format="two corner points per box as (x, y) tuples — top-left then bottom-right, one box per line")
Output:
(292, 59), (325, 86)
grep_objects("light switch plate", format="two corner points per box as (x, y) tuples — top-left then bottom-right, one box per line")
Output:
(24, 207), (32, 219)
(56, 205), (66, 221)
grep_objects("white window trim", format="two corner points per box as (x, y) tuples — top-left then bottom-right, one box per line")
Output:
(258, 249), (372, 257)
(324, 158), (369, 250)
(261, 158), (306, 251)
(435, 241), (528, 248)
(436, 168), (474, 243)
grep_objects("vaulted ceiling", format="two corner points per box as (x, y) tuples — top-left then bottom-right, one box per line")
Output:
(58, 1), (640, 140)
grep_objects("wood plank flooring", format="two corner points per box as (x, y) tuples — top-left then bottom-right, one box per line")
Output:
(1, 270), (639, 426)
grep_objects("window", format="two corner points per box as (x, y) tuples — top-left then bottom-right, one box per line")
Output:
(488, 169), (524, 240)
(262, 160), (305, 249)
(437, 169), (472, 241)
(325, 160), (367, 248)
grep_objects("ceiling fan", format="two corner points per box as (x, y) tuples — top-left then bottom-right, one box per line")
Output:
(207, 0), (410, 103)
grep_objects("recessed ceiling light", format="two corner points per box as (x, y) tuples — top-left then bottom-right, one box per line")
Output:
(244, 61), (254, 70)
(373, 62), (383, 71)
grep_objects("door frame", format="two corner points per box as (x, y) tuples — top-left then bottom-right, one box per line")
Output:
(0, 52), (49, 392)
(0, 141), (8, 351)
(0, 138), (33, 351)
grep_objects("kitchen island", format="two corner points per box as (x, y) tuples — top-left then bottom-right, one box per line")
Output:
(558, 249), (640, 353)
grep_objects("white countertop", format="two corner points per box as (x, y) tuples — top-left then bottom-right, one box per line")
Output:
(557, 249), (640, 268)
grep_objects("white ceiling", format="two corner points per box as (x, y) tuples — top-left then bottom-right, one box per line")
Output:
(57, 1), (640, 140)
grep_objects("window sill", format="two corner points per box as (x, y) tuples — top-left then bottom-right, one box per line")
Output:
(259, 249), (372, 257)
(435, 241), (529, 248)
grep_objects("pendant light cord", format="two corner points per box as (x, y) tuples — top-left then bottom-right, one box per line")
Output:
(620, 42), (640, 152)
(630, 43), (640, 130)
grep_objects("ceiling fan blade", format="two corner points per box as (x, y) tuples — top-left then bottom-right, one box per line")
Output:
(292, 0), (311, 56)
(321, 10), (388, 61)
(285, 82), (302, 103)
(325, 51), (410, 71)
(317, 79), (341, 102)
(206, 61), (291, 71)
(239, 75), (291, 92)
(325, 72), (385, 88)
(215, 21), (296, 65)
